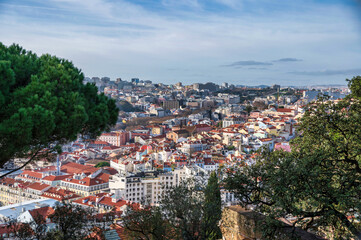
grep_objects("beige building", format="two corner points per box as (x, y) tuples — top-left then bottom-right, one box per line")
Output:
(98, 131), (130, 147)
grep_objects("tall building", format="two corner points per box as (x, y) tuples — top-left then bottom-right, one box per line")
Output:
(101, 77), (110, 83)
(131, 78), (140, 84)
(109, 166), (208, 205)
(162, 100), (180, 110)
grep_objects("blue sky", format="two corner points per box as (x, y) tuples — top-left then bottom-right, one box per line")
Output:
(1, 0), (361, 86)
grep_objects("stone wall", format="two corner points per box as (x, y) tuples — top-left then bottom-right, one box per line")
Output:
(220, 206), (324, 240)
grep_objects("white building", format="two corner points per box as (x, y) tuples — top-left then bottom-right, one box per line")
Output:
(222, 116), (245, 128)
(109, 166), (208, 205)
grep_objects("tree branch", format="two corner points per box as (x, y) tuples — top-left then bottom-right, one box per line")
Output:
(0, 149), (43, 179)
(332, 208), (361, 239)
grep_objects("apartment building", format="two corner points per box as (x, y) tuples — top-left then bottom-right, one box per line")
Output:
(110, 171), (176, 205)
(109, 166), (208, 205)
(98, 131), (130, 147)
(0, 178), (36, 206)
(222, 116), (245, 128)
(59, 172), (109, 197)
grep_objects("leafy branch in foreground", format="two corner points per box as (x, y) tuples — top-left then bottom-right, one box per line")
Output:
(225, 76), (361, 239)
(0, 43), (118, 172)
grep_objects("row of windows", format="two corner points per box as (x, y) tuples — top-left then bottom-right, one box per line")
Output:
(61, 182), (107, 191)
(127, 188), (142, 192)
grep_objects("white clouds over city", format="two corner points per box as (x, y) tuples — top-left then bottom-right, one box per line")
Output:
(0, 0), (360, 85)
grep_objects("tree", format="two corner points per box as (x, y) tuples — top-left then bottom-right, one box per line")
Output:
(0, 43), (118, 176)
(252, 100), (267, 110)
(48, 202), (92, 240)
(160, 180), (204, 240)
(95, 161), (110, 168)
(6, 220), (33, 240)
(117, 100), (138, 112)
(122, 204), (177, 240)
(225, 76), (361, 239)
(244, 105), (253, 115)
(6, 202), (116, 240)
(123, 178), (223, 240)
(227, 145), (235, 151)
(202, 171), (222, 240)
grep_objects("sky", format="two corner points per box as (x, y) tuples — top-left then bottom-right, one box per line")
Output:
(0, 0), (361, 86)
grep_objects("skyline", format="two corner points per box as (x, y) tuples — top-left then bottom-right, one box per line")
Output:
(1, 0), (361, 86)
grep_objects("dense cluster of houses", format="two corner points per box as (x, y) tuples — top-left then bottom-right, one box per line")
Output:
(0, 104), (300, 208)
(0, 83), (312, 239)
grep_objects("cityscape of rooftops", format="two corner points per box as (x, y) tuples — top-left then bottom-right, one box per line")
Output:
(0, 1), (361, 239)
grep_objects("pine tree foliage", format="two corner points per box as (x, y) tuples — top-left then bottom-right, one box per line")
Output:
(0, 43), (118, 169)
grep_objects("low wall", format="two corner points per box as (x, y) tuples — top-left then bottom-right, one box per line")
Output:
(220, 206), (323, 240)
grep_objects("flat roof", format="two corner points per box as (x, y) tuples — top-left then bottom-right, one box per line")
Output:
(0, 199), (58, 221)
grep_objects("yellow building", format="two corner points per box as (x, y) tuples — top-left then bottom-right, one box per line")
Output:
(266, 126), (279, 136)
(151, 126), (164, 136)
(0, 178), (41, 206)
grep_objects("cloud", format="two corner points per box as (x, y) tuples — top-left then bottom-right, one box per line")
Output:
(161, 0), (201, 9)
(288, 68), (361, 76)
(213, 0), (242, 9)
(248, 67), (268, 70)
(274, 58), (302, 62)
(222, 60), (273, 67)
(0, 0), (360, 86)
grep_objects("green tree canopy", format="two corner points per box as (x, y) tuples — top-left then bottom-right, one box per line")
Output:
(122, 204), (177, 240)
(203, 171), (222, 240)
(244, 105), (253, 114)
(117, 100), (137, 112)
(95, 161), (110, 168)
(0, 43), (118, 170)
(225, 76), (361, 239)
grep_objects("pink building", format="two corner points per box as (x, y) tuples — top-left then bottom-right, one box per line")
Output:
(274, 142), (291, 152)
(98, 131), (130, 147)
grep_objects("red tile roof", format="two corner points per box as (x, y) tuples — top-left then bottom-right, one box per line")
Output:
(276, 108), (293, 113)
(42, 174), (73, 181)
(259, 138), (273, 142)
(42, 187), (80, 201)
(28, 206), (54, 223)
(96, 172), (110, 182)
(61, 162), (98, 175)
(90, 140), (110, 145)
(73, 193), (127, 211)
(61, 176), (107, 186)
(27, 182), (50, 191)
(19, 170), (43, 179)
(102, 145), (120, 150)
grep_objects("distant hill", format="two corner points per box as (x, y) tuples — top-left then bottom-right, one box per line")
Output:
(235, 85), (270, 88)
